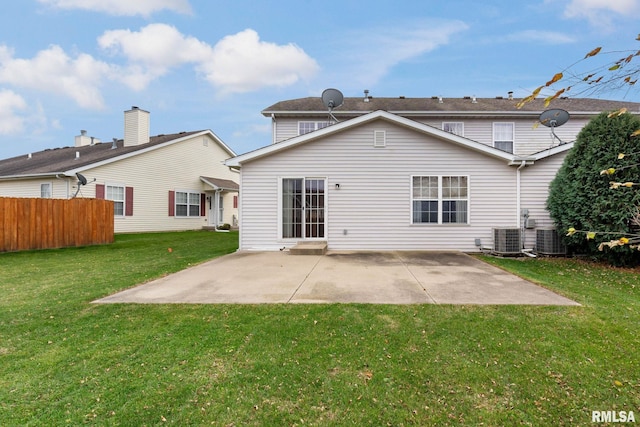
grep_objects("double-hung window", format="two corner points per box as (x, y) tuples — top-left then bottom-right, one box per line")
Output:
(175, 191), (201, 217)
(106, 185), (125, 216)
(298, 121), (333, 135)
(493, 122), (514, 153)
(412, 176), (468, 224)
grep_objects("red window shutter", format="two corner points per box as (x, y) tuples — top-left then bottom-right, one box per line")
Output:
(95, 184), (105, 199)
(200, 193), (206, 216)
(233, 195), (238, 208)
(125, 187), (134, 216)
(168, 190), (175, 216)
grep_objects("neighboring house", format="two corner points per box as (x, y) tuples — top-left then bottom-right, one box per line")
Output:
(0, 107), (239, 233)
(226, 93), (640, 252)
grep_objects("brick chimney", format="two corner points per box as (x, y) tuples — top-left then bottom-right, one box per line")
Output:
(124, 106), (150, 147)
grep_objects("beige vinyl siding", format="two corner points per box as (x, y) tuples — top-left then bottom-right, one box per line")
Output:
(77, 134), (237, 233)
(240, 120), (520, 251)
(520, 153), (567, 248)
(0, 178), (73, 199)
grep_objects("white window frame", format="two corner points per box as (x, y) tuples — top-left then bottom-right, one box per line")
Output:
(298, 121), (333, 135)
(106, 183), (125, 217)
(40, 182), (52, 198)
(493, 122), (514, 153)
(442, 122), (464, 137)
(175, 190), (201, 218)
(411, 175), (469, 225)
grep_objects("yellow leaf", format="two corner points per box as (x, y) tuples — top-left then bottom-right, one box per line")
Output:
(545, 72), (563, 87)
(609, 64), (621, 71)
(567, 227), (576, 236)
(620, 237), (630, 244)
(584, 47), (602, 58)
(614, 380), (623, 387)
(631, 129), (640, 137)
(600, 168), (616, 175)
(586, 232), (596, 240)
(607, 107), (627, 118)
(618, 153), (625, 159)
(624, 182), (634, 187)
(610, 182), (622, 189)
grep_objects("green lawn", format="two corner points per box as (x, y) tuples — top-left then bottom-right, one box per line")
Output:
(1, 231), (638, 426)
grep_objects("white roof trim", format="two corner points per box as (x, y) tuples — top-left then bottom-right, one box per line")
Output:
(226, 110), (515, 167)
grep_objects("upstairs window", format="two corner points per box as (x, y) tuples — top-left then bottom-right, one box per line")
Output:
(493, 122), (514, 153)
(442, 122), (464, 137)
(298, 121), (333, 135)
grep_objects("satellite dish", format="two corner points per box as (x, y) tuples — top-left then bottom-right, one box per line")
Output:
(321, 88), (344, 110)
(539, 108), (570, 128)
(76, 172), (88, 186)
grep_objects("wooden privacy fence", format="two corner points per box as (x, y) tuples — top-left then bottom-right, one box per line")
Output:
(0, 197), (114, 252)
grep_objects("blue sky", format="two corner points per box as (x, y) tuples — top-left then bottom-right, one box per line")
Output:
(0, 0), (639, 159)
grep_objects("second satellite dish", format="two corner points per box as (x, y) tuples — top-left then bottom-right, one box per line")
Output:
(322, 88), (344, 110)
(539, 108), (570, 128)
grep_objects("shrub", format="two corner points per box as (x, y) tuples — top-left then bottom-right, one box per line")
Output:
(547, 111), (640, 266)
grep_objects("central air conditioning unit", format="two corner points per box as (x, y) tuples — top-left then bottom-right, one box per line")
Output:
(536, 227), (567, 255)
(493, 228), (521, 255)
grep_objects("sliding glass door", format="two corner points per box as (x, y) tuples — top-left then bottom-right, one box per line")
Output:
(282, 178), (325, 239)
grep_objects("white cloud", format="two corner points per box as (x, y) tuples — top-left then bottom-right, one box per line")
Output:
(563, 0), (640, 27)
(100, 25), (319, 94)
(37, 0), (191, 16)
(0, 89), (27, 134)
(98, 23), (212, 90)
(505, 30), (575, 44)
(339, 20), (469, 87)
(0, 44), (113, 109)
(202, 29), (320, 94)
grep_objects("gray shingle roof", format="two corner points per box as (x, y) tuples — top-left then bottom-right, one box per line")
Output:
(262, 96), (640, 116)
(0, 131), (204, 178)
(200, 176), (239, 191)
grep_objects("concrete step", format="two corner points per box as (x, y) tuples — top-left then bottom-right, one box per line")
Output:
(290, 241), (327, 255)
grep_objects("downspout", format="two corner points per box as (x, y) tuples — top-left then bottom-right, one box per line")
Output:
(516, 161), (536, 256)
(271, 114), (276, 144)
(516, 160), (526, 229)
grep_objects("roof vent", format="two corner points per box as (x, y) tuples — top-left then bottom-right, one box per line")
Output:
(111, 138), (118, 149)
(75, 151), (80, 159)
(508, 91), (514, 100)
(399, 96), (405, 99)
(364, 89), (370, 102)
(472, 96), (477, 104)
(438, 96), (443, 103)
(496, 96), (503, 99)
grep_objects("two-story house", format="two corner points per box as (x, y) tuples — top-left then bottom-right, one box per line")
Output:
(0, 107), (239, 233)
(225, 92), (639, 253)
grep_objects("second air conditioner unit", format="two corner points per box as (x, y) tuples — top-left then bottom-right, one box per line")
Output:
(493, 228), (521, 255)
(536, 227), (567, 255)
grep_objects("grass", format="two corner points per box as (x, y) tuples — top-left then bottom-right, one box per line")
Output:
(0, 232), (638, 426)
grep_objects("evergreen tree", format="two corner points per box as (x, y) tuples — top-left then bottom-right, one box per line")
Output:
(547, 111), (640, 266)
